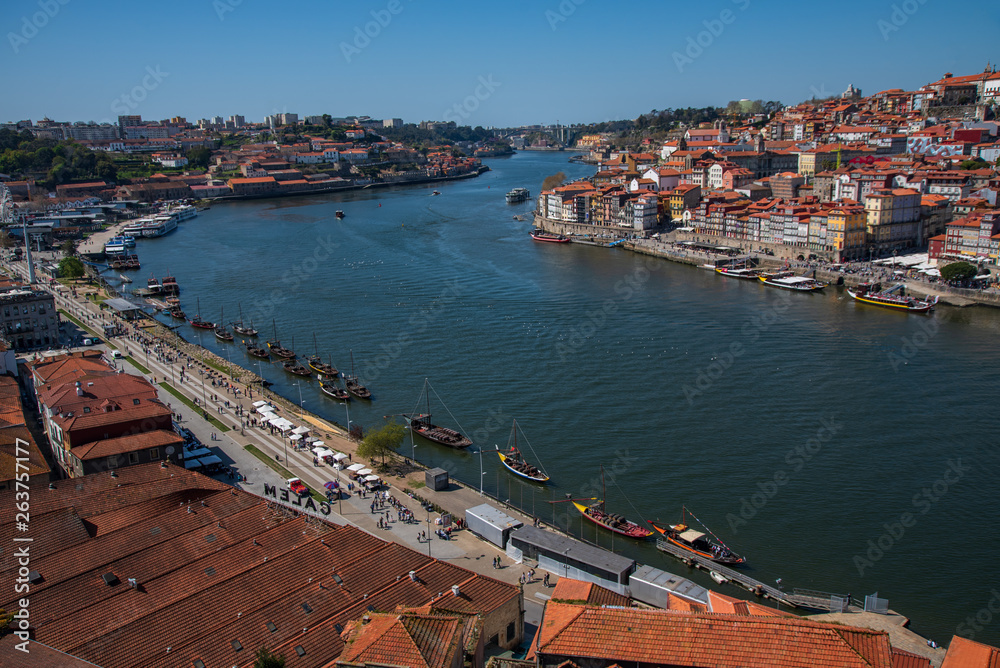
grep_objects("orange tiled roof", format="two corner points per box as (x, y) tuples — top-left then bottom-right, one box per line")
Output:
(337, 612), (466, 668)
(941, 636), (1000, 668)
(528, 601), (894, 667)
(550, 578), (630, 608)
(70, 429), (184, 461)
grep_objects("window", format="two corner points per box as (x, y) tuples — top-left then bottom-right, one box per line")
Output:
(128, 452), (139, 464)
(83, 407), (90, 413)
(133, 398), (140, 405)
(506, 622), (516, 642)
(150, 448), (159, 459)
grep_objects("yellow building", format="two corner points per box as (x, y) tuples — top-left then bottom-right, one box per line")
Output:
(827, 205), (866, 260)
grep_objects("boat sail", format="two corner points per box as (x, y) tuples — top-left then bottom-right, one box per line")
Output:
(496, 419), (549, 482)
(402, 378), (471, 449)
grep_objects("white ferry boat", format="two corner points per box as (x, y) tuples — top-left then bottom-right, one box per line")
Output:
(164, 204), (197, 221)
(506, 187), (530, 204)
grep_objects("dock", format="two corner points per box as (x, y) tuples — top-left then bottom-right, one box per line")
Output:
(655, 538), (796, 607)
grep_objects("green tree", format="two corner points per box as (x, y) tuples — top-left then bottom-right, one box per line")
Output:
(958, 158), (988, 170)
(186, 147), (212, 169)
(58, 257), (85, 279)
(60, 239), (76, 256)
(541, 172), (566, 191)
(253, 647), (286, 668)
(940, 261), (978, 283)
(357, 420), (405, 465)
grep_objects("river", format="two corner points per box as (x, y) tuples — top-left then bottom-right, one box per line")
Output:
(125, 150), (1000, 646)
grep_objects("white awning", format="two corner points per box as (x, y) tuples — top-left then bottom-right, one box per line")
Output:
(347, 463), (365, 472)
(291, 426), (310, 435)
(269, 417), (294, 431)
(289, 433), (303, 441)
(310, 440), (325, 448)
(200, 454), (222, 466)
(364, 474), (380, 482)
(312, 447), (334, 457)
(679, 529), (706, 543)
(332, 452), (349, 461)
(252, 400), (269, 407)
(357, 468), (373, 476)
(183, 457), (202, 469)
(257, 406), (275, 415)
(185, 447), (212, 458)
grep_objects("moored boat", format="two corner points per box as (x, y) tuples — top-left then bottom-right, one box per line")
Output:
(320, 381), (350, 401)
(266, 319), (296, 358)
(146, 274), (162, 294)
(758, 271), (826, 291)
(161, 273), (179, 294)
(650, 506), (746, 565)
(496, 419), (549, 482)
(530, 229), (570, 243)
(282, 360), (311, 377)
(715, 266), (761, 280)
(335, 210), (345, 219)
(847, 282), (937, 313)
(231, 304), (257, 336)
(214, 307), (234, 341)
(189, 297), (214, 329)
(402, 379), (470, 448)
(168, 308), (186, 320)
(566, 466), (653, 539)
(307, 333), (338, 375)
(343, 350), (371, 399)
(245, 341), (270, 359)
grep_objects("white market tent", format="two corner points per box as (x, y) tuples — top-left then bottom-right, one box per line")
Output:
(185, 447), (212, 459)
(200, 454), (222, 466)
(310, 440), (325, 448)
(269, 417), (294, 431)
(357, 468), (373, 476)
(364, 474), (380, 482)
(183, 457), (202, 469)
(257, 405), (276, 415)
(290, 433), (304, 441)
(347, 463), (365, 472)
(332, 452), (349, 462)
(252, 400), (269, 408)
(291, 426), (310, 435)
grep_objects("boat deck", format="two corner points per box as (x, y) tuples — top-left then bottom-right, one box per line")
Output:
(655, 538), (796, 607)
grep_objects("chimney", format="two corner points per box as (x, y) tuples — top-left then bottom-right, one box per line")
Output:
(409, 571), (417, 582)
(75, 381), (83, 396)
(451, 585), (460, 597)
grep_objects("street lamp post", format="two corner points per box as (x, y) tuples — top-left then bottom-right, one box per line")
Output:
(341, 402), (352, 437)
(425, 507), (432, 558)
(198, 369), (207, 417)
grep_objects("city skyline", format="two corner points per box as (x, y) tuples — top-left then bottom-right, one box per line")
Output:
(2, 0), (999, 128)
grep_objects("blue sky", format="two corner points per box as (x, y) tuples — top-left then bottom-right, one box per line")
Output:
(2, 0), (998, 127)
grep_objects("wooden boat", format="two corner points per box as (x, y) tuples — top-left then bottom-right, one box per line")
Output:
(245, 341), (270, 359)
(496, 419), (549, 482)
(189, 298), (214, 329)
(307, 333), (338, 375)
(710, 571), (729, 584)
(215, 307), (234, 341)
(320, 381), (350, 401)
(847, 282), (937, 313)
(335, 210), (345, 219)
(649, 506), (746, 565)
(168, 308), (186, 320)
(343, 350), (371, 399)
(530, 229), (570, 243)
(402, 379), (470, 448)
(161, 272), (179, 294)
(758, 271), (826, 291)
(571, 466), (653, 539)
(715, 266), (761, 280)
(231, 303), (258, 336)
(282, 360), (312, 377)
(266, 319), (296, 358)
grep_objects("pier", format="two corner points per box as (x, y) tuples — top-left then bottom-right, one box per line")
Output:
(655, 538), (796, 607)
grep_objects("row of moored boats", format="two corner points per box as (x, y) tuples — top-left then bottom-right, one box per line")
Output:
(714, 264), (938, 312)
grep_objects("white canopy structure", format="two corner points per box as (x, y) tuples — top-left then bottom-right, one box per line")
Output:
(364, 474), (380, 482)
(183, 458), (202, 469)
(291, 426), (310, 435)
(257, 406), (276, 415)
(332, 452), (349, 462)
(199, 454), (222, 466)
(310, 440), (325, 448)
(357, 468), (373, 476)
(269, 417), (294, 431)
(290, 433), (304, 441)
(252, 400), (269, 408)
(346, 463), (365, 472)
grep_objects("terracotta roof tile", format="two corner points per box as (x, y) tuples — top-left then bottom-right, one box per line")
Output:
(942, 636), (1000, 668)
(70, 430), (184, 461)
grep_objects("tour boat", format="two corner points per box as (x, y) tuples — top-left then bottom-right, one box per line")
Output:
(266, 319), (296, 359)
(715, 266), (761, 280)
(496, 419), (548, 482)
(320, 381), (350, 401)
(161, 273), (179, 294)
(530, 229), (570, 243)
(758, 271), (826, 291)
(164, 204), (197, 222)
(146, 274), (163, 294)
(402, 379), (470, 448)
(567, 467), (652, 539)
(847, 282), (937, 313)
(506, 187), (530, 203)
(649, 506), (746, 565)
(168, 308), (186, 320)
(282, 359), (312, 377)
